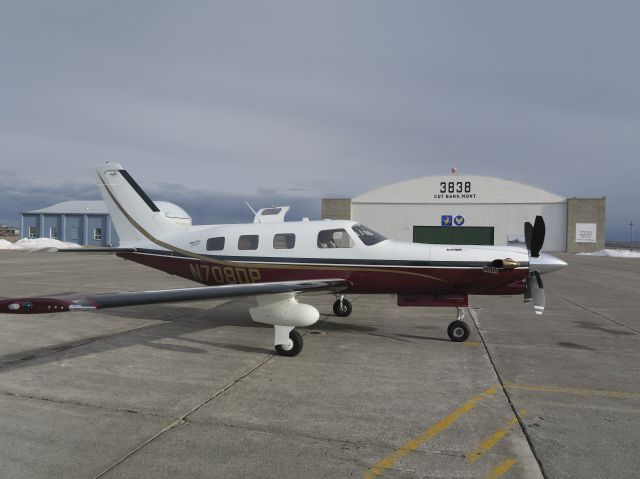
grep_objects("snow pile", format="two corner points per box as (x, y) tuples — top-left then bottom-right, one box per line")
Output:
(577, 249), (640, 258)
(0, 238), (80, 250)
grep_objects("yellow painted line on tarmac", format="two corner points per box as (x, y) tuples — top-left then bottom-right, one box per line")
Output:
(484, 458), (518, 479)
(505, 383), (640, 399)
(363, 386), (498, 479)
(464, 341), (479, 347)
(467, 410), (526, 463)
(532, 399), (640, 415)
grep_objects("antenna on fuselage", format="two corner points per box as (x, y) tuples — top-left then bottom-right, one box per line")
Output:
(244, 201), (262, 223)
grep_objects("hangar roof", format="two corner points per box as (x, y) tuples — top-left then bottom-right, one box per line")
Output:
(23, 201), (109, 215)
(353, 175), (566, 204)
(23, 200), (191, 219)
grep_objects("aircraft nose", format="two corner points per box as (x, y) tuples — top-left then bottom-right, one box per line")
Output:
(529, 253), (568, 274)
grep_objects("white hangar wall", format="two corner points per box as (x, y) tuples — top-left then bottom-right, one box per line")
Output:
(345, 175), (568, 252)
(352, 203), (567, 251)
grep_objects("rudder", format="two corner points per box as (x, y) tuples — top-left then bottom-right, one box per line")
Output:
(94, 163), (187, 245)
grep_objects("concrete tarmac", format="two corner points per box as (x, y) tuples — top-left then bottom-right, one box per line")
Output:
(0, 251), (638, 478)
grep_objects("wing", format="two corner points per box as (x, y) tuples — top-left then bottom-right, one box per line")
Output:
(0, 279), (350, 314)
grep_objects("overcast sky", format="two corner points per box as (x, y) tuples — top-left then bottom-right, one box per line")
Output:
(1, 1), (638, 239)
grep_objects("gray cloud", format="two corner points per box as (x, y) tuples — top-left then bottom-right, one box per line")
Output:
(0, 176), (319, 228)
(1, 1), (638, 239)
(0, 177), (100, 225)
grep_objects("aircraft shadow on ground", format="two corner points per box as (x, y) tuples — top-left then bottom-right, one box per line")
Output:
(0, 298), (453, 371)
(316, 316), (451, 343)
(0, 298), (273, 371)
(573, 320), (635, 336)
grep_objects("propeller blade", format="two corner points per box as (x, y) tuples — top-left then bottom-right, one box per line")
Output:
(530, 271), (545, 315)
(524, 279), (532, 303)
(524, 221), (533, 252)
(530, 216), (546, 258)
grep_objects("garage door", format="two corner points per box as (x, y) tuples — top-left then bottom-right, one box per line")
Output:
(413, 226), (494, 245)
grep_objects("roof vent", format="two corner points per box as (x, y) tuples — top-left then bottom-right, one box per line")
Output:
(253, 206), (290, 223)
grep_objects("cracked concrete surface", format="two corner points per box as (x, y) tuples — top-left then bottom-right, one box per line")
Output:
(0, 252), (638, 478)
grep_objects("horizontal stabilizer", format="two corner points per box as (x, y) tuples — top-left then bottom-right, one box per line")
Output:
(58, 248), (137, 253)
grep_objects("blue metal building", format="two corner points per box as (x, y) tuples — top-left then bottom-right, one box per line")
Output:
(20, 201), (119, 246)
(20, 200), (192, 247)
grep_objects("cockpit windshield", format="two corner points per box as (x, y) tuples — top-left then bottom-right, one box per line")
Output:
(351, 224), (387, 246)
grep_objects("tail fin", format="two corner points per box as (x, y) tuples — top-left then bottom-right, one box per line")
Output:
(94, 163), (188, 245)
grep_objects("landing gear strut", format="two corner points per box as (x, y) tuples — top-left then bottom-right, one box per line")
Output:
(275, 329), (304, 357)
(447, 307), (470, 342)
(333, 294), (352, 317)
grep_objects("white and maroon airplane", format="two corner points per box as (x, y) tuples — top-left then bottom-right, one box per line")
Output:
(1, 163), (567, 356)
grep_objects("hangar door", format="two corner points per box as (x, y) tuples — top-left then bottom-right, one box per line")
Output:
(413, 226), (494, 245)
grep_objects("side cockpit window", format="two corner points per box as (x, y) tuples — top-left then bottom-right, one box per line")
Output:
(352, 224), (387, 246)
(317, 229), (354, 248)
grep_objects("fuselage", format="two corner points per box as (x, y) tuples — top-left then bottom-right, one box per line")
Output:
(117, 219), (533, 296)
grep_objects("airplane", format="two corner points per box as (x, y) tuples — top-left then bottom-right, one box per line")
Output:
(0, 163), (567, 356)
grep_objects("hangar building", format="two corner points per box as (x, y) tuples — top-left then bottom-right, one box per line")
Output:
(322, 174), (605, 253)
(20, 200), (190, 247)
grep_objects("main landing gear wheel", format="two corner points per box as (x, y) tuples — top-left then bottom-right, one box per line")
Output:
(447, 320), (470, 342)
(275, 329), (303, 357)
(333, 298), (352, 317)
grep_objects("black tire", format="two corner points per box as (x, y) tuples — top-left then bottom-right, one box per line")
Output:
(275, 329), (303, 357)
(447, 320), (470, 342)
(333, 299), (352, 317)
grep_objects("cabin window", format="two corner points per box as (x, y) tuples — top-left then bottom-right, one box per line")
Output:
(273, 233), (295, 249)
(94, 228), (102, 240)
(28, 226), (36, 238)
(317, 229), (354, 248)
(238, 235), (259, 250)
(352, 224), (387, 246)
(206, 237), (225, 251)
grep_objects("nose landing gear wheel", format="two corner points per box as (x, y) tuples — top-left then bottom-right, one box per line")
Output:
(447, 320), (470, 342)
(275, 329), (303, 357)
(333, 298), (352, 317)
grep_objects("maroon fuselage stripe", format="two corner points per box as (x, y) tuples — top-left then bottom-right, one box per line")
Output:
(118, 252), (528, 295)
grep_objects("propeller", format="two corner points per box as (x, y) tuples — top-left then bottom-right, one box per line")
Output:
(524, 221), (533, 253)
(524, 271), (545, 315)
(524, 216), (546, 314)
(530, 216), (545, 258)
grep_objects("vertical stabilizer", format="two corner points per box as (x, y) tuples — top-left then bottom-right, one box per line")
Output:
(94, 163), (188, 245)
